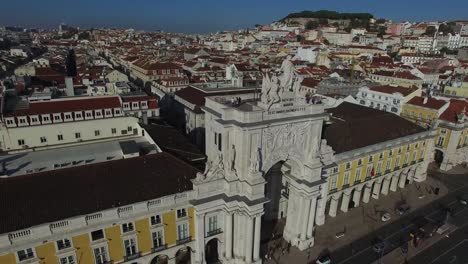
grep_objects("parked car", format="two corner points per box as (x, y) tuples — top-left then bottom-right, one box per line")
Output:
(396, 203), (410, 215)
(458, 194), (468, 205)
(381, 211), (391, 222)
(316, 255), (331, 264)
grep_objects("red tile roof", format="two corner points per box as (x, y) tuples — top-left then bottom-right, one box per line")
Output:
(440, 99), (468, 123)
(369, 85), (418, 96)
(407, 96), (448, 110)
(5, 96), (122, 117)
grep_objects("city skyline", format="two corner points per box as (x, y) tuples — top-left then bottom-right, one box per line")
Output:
(1, 0), (467, 33)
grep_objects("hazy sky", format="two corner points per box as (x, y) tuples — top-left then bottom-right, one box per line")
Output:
(1, 0), (466, 33)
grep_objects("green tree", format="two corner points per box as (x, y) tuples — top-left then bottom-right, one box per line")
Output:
(305, 20), (319, 30)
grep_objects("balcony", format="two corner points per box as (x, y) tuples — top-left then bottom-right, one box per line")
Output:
(385, 169), (391, 174)
(376, 172), (382, 177)
(395, 166), (400, 170)
(176, 237), (192, 245)
(124, 252), (141, 261)
(152, 244), (167, 253)
(342, 184), (350, 189)
(206, 228), (222, 237)
(419, 158), (424, 162)
(402, 163), (408, 168)
(411, 160), (416, 165)
(329, 188), (338, 194)
(281, 190), (289, 199)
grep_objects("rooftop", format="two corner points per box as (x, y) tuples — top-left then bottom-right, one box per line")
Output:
(0, 152), (198, 234)
(324, 102), (427, 154)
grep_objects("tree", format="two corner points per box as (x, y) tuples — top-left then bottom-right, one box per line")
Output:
(318, 18), (329, 25)
(305, 20), (319, 30)
(424, 26), (437, 36)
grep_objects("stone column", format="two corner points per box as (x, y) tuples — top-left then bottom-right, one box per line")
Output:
(225, 212), (233, 260)
(372, 180), (382, 200)
(315, 198), (326, 226)
(390, 174), (399, 192)
(306, 197), (317, 239)
(399, 172), (407, 188)
(194, 214), (205, 264)
(352, 188), (361, 208)
(362, 184), (371, 203)
(329, 197), (338, 217)
(253, 216), (261, 261)
(238, 214), (245, 259)
(233, 213), (240, 258)
(245, 217), (254, 263)
(300, 198), (311, 240)
(381, 177), (391, 195)
(340, 192), (351, 213)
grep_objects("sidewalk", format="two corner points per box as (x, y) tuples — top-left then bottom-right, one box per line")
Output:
(263, 176), (449, 264)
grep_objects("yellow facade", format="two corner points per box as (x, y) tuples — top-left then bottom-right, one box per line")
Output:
(1, 206), (195, 264)
(0, 253), (15, 264)
(136, 218), (152, 254)
(36, 242), (58, 264)
(401, 104), (438, 127)
(106, 225), (124, 262)
(73, 233), (94, 264)
(329, 140), (427, 192)
(163, 211), (177, 246)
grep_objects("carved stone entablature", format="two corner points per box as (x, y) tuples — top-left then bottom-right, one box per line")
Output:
(261, 122), (311, 172)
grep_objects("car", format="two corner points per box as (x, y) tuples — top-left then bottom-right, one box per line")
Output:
(396, 203), (410, 215)
(372, 242), (385, 253)
(316, 255), (331, 264)
(381, 211), (391, 222)
(458, 194), (468, 205)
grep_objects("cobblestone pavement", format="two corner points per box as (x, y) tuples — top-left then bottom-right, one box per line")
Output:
(262, 172), (450, 264)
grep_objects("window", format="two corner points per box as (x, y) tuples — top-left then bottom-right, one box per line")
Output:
(93, 246), (108, 264)
(404, 153), (409, 164)
(95, 111), (102, 117)
(177, 208), (187, 219)
(17, 248), (34, 261)
(218, 133), (222, 151)
(389, 149), (393, 156)
(395, 157), (401, 167)
(18, 139), (25, 146)
(177, 223), (189, 240)
(58, 134), (64, 141)
(369, 155), (373, 162)
(122, 222), (134, 233)
(19, 118), (26, 124)
(366, 166), (372, 177)
(75, 113), (82, 119)
(111, 128), (116, 134)
(355, 168), (362, 183)
(385, 160), (391, 171)
(398, 147), (402, 154)
(59, 256), (75, 264)
(377, 162), (382, 173)
(65, 114), (72, 120)
(75, 132), (81, 139)
(6, 119), (14, 125)
(418, 113), (422, 120)
(343, 172), (350, 186)
(127, 126), (132, 132)
(105, 110), (111, 116)
(332, 167), (338, 174)
(208, 215), (218, 232)
(330, 176), (337, 190)
(345, 162), (351, 170)
(57, 238), (71, 250)
(437, 136), (445, 146)
(115, 109), (121, 115)
(43, 115), (50, 121)
(54, 115), (61, 121)
(95, 130), (100, 136)
(357, 159), (362, 166)
(31, 117), (38, 123)
(86, 112), (92, 118)
(91, 230), (104, 241)
(151, 215), (162, 225)
(121, 130), (128, 135)
(379, 153), (384, 160)
(152, 230), (164, 248)
(412, 152), (416, 162)
(40, 136), (47, 143)
(124, 238), (137, 257)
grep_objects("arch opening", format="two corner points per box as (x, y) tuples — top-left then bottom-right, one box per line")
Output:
(205, 238), (220, 264)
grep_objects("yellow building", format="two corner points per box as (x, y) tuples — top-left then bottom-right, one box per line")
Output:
(0, 153), (201, 264)
(444, 75), (468, 97)
(402, 96), (468, 171)
(322, 102), (436, 217)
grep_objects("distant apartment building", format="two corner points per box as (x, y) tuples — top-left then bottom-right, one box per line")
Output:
(369, 70), (424, 88)
(357, 85), (421, 114)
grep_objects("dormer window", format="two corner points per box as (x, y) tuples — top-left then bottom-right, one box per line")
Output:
(54, 115), (60, 121)
(105, 110), (112, 116)
(86, 112), (92, 118)
(6, 119), (14, 125)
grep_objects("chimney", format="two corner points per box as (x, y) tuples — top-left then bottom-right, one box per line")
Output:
(65, 77), (74, 96)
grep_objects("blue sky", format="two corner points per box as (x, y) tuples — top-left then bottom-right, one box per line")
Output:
(1, 0), (466, 33)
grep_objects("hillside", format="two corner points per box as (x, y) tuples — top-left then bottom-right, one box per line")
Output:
(282, 10), (374, 21)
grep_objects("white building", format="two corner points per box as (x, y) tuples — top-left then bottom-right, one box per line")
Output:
(357, 85), (422, 114)
(294, 47), (318, 63)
